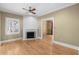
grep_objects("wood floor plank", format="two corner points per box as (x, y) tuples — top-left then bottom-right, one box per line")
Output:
(0, 35), (78, 55)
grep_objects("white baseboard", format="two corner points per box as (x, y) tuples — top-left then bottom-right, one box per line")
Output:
(23, 36), (42, 40)
(53, 40), (79, 51)
(37, 37), (42, 39)
(0, 37), (22, 44)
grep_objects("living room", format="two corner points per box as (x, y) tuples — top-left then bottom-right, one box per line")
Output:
(0, 3), (79, 55)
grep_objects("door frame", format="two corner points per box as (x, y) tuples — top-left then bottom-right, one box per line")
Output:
(41, 17), (55, 42)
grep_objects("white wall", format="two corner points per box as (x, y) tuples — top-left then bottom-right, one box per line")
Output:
(23, 15), (42, 39)
(23, 15), (38, 29)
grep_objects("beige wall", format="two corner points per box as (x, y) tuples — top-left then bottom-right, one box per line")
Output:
(0, 12), (1, 41)
(39, 4), (79, 46)
(0, 11), (23, 41)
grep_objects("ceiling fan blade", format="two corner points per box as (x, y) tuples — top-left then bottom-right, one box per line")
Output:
(22, 8), (28, 11)
(31, 11), (36, 14)
(31, 8), (36, 11)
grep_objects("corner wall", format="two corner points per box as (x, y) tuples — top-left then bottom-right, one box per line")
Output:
(0, 12), (23, 41)
(39, 4), (79, 46)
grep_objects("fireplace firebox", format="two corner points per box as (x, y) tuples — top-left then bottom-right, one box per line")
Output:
(27, 32), (35, 38)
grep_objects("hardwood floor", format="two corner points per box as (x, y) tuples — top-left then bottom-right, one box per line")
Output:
(0, 35), (78, 55)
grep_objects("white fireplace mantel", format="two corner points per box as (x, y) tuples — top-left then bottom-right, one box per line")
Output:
(23, 15), (42, 40)
(23, 29), (39, 40)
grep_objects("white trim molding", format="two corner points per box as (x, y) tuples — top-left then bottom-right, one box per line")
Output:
(0, 38), (22, 44)
(0, 41), (1, 45)
(53, 40), (79, 51)
(78, 49), (79, 55)
(41, 17), (55, 41)
(5, 17), (20, 35)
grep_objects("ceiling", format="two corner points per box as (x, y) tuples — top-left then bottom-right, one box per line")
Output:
(0, 3), (76, 17)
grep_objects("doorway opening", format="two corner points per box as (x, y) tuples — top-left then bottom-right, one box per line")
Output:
(46, 20), (53, 35)
(41, 17), (54, 40)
